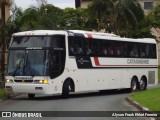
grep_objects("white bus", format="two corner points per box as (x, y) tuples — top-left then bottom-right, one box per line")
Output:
(5, 30), (158, 99)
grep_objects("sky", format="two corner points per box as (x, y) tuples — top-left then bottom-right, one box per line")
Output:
(14, 0), (75, 9)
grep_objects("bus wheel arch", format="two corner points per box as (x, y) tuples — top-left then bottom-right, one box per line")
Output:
(139, 75), (147, 91)
(62, 78), (75, 98)
(131, 76), (139, 92)
(28, 94), (35, 99)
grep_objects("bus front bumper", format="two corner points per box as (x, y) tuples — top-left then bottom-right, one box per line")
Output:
(5, 83), (60, 95)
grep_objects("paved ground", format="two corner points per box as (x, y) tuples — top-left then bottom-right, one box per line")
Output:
(0, 83), (159, 120)
(0, 89), (155, 120)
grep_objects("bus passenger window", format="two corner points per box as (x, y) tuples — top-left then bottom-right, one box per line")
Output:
(149, 44), (157, 58)
(103, 48), (108, 55)
(85, 45), (91, 55)
(108, 47), (114, 56)
(115, 49), (120, 56)
(85, 39), (98, 56)
(99, 40), (109, 56)
(145, 44), (150, 58)
(77, 47), (83, 54)
(140, 44), (145, 58)
(69, 41), (75, 54)
(130, 44), (138, 57)
(68, 36), (84, 56)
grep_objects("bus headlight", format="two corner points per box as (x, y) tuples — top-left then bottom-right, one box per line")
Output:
(34, 80), (48, 84)
(5, 79), (14, 83)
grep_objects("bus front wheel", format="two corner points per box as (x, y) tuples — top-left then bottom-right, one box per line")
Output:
(28, 94), (35, 99)
(62, 81), (71, 99)
(131, 77), (138, 92)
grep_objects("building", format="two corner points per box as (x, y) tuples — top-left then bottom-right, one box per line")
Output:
(0, 0), (12, 22)
(138, 0), (159, 14)
(75, 0), (160, 14)
(75, 0), (92, 9)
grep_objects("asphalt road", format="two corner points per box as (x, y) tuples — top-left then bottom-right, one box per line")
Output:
(0, 89), (155, 120)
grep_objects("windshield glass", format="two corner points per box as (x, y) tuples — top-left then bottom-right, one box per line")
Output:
(7, 50), (49, 76)
(11, 36), (51, 48)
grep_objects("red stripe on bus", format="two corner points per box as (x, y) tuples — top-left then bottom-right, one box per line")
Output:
(87, 34), (93, 38)
(94, 57), (100, 66)
(93, 57), (158, 67)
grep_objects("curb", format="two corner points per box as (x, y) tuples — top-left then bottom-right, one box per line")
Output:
(126, 97), (160, 120)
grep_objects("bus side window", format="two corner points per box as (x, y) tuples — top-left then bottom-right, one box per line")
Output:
(85, 39), (98, 56)
(99, 40), (108, 56)
(149, 44), (157, 58)
(140, 44), (146, 58)
(108, 42), (114, 56)
(130, 43), (138, 58)
(145, 44), (150, 58)
(52, 35), (65, 49)
(69, 40), (75, 54)
(119, 43), (127, 57)
(68, 36), (84, 56)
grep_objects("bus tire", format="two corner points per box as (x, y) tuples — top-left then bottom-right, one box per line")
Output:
(139, 77), (147, 91)
(28, 94), (35, 99)
(62, 81), (70, 99)
(131, 77), (138, 92)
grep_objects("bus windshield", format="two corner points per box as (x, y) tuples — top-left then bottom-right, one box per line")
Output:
(7, 35), (66, 77)
(11, 36), (51, 48)
(7, 50), (49, 76)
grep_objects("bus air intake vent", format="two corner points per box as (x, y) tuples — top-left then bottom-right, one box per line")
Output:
(148, 71), (155, 84)
(14, 80), (33, 83)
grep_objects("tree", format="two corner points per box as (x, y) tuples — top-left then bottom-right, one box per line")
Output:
(19, 4), (63, 30)
(7, 5), (23, 33)
(0, 0), (12, 84)
(60, 8), (88, 30)
(88, 0), (144, 36)
(87, 0), (111, 30)
(147, 3), (160, 26)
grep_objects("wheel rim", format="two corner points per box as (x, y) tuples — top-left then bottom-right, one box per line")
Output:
(140, 80), (145, 90)
(68, 85), (71, 91)
(132, 80), (137, 91)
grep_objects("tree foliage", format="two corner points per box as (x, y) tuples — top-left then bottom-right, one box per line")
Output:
(3, 1), (160, 44)
(147, 4), (160, 26)
(88, 0), (144, 36)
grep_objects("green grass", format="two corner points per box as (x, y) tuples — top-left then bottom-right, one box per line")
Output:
(0, 88), (10, 100)
(130, 87), (160, 111)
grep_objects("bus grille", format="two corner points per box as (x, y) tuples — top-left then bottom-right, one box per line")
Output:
(148, 71), (155, 84)
(14, 80), (33, 83)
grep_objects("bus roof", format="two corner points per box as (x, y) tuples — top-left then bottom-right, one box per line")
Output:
(12, 30), (156, 44)
(12, 30), (66, 36)
(69, 30), (157, 44)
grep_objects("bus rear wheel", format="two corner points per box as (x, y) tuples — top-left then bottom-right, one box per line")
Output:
(28, 94), (35, 99)
(139, 78), (147, 91)
(62, 81), (71, 99)
(131, 77), (138, 92)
